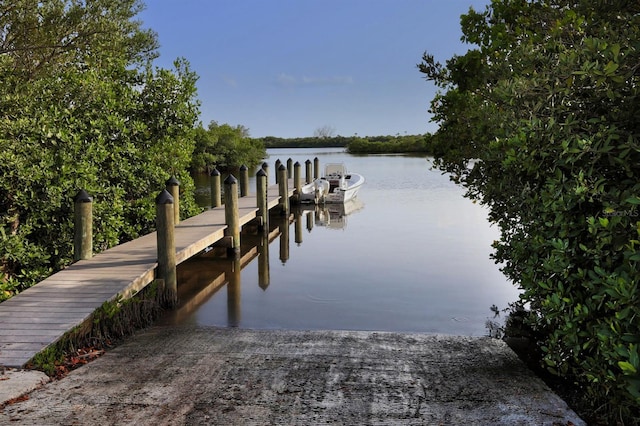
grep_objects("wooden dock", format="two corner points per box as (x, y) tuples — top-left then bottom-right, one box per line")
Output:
(0, 181), (294, 368)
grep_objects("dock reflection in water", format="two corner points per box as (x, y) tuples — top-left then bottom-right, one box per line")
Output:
(158, 204), (345, 327)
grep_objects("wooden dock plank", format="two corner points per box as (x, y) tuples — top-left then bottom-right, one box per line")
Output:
(0, 329), (78, 337)
(0, 335), (62, 343)
(0, 182), (296, 367)
(0, 311), (89, 319)
(0, 322), (82, 330)
(0, 306), (95, 314)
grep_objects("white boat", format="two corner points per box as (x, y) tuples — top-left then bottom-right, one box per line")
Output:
(322, 163), (365, 203)
(298, 163), (364, 204)
(301, 163), (364, 204)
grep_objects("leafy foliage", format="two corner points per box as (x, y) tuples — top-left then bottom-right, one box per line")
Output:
(0, 0), (201, 300)
(261, 135), (350, 148)
(346, 134), (433, 154)
(419, 0), (640, 422)
(191, 121), (265, 173)
(261, 134), (432, 153)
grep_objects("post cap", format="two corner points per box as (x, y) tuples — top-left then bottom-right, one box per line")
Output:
(166, 176), (180, 186)
(210, 167), (220, 176)
(239, 164), (248, 171)
(256, 169), (267, 177)
(224, 174), (238, 185)
(294, 161), (300, 167)
(261, 162), (268, 169)
(278, 164), (286, 171)
(155, 189), (174, 205)
(74, 189), (92, 203)
(305, 159), (311, 164)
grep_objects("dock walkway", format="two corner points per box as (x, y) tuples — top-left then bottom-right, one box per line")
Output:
(0, 181), (294, 367)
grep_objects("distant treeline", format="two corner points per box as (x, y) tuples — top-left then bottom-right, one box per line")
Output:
(259, 134), (434, 154)
(260, 136), (349, 148)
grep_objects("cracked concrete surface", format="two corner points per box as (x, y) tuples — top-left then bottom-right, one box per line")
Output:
(1, 326), (584, 425)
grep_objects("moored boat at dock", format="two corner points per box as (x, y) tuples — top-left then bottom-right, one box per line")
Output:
(299, 163), (364, 204)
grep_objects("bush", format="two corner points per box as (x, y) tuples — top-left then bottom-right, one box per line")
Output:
(419, 1), (640, 422)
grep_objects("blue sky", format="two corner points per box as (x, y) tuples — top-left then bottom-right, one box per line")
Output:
(138, 1), (491, 138)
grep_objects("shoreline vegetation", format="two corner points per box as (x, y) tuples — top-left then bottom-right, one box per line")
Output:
(257, 133), (434, 155)
(189, 128), (435, 176)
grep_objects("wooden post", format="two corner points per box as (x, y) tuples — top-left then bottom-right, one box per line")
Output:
(165, 176), (180, 224)
(155, 189), (177, 307)
(239, 165), (249, 197)
(275, 159), (282, 183)
(256, 168), (268, 232)
(305, 159), (312, 184)
(261, 162), (269, 185)
(73, 189), (92, 261)
(314, 157), (320, 180)
(277, 164), (289, 216)
(293, 161), (302, 204)
(224, 174), (240, 257)
(210, 167), (221, 208)
(286, 158), (293, 178)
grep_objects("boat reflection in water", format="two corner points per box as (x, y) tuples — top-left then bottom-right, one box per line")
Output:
(305, 198), (365, 231)
(158, 199), (365, 327)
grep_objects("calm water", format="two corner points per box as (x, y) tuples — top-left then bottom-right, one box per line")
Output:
(160, 148), (520, 336)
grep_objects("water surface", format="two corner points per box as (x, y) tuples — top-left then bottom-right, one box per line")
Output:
(162, 148), (519, 336)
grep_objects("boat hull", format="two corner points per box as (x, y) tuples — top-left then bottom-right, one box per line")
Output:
(297, 164), (364, 204)
(323, 177), (363, 203)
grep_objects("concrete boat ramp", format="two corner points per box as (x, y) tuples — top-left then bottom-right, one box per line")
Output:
(1, 326), (584, 425)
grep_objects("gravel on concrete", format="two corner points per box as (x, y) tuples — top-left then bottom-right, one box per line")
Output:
(0, 325), (584, 425)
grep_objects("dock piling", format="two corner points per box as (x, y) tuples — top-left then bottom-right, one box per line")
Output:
(73, 189), (93, 261)
(210, 167), (221, 208)
(155, 189), (177, 307)
(224, 174), (240, 257)
(277, 164), (289, 216)
(275, 159), (282, 183)
(294, 161), (302, 204)
(314, 157), (320, 179)
(165, 177), (180, 225)
(305, 159), (312, 184)
(286, 158), (293, 178)
(239, 165), (249, 197)
(261, 162), (269, 185)
(256, 169), (268, 232)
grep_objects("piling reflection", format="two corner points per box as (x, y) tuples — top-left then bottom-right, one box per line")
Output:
(257, 232), (270, 290)
(295, 213), (303, 245)
(227, 256), (241, 326)
(279, 214), (290, 264)
(159, 201), (364, 327)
